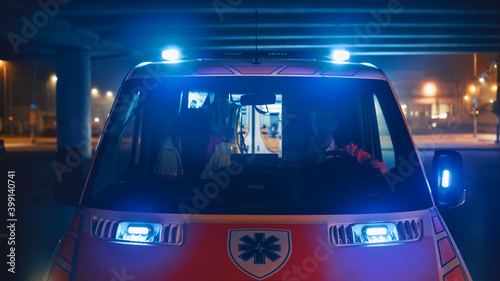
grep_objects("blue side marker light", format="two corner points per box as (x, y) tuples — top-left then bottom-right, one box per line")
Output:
(442, 169), (450, 188)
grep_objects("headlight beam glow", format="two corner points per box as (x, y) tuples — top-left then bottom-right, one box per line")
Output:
(115, 222), (161, 243)
(365, 226), (388, 236)
(128, 226), (150, 235)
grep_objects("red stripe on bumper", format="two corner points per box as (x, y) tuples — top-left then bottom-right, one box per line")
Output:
(48, 264), (70, 281)
(59, 236), (77, 264)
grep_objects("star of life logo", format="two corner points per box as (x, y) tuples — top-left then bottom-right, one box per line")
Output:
(228, 229), (291, 280)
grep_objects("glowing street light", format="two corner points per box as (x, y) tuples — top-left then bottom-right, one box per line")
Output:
(470, 85), (476, 92)
(493, 85), (498, 91)
(423, 83), (437, 96)
(91, 88), (98, 96)
(51, 75), (57, 82)
(479, 77), (485, 83)
(1, 60), (8, 134)
(464, 95), (469, 101)
(106, 91), (113, 97)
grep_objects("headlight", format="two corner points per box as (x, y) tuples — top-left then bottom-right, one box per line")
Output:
(116, 222), (162, 243)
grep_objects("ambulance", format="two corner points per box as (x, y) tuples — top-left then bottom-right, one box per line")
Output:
(46, 50), (471, 280)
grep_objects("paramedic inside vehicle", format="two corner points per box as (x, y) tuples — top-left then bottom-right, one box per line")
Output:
(154, 108), (231, 179)
(309, 108), (387, 175)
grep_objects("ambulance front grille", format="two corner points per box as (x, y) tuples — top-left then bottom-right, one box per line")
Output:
(163, 224), (184, 244)
(331, 219), (422, 246)
(395, 219), (422, 241)
(92, 217), (120, 240)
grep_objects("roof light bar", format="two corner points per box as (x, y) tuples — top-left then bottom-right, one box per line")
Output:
(180, 50), (331, 61)
(162, 49), (180, 61)
(332, 50), (350, 62)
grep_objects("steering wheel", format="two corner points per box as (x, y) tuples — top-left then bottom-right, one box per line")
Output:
(323, 150), (362, 166)
(304, 150), (389, 201)
(321, 150), (379, 181)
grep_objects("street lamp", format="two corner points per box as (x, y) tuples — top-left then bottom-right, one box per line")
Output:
(493, 55), (500, 144)
(45, 74), (57, 113)
(423, 83), (437, 96)
(469, 82), (479, 137)
(423, 83), (439, 123)
(0, 60), (8, 134)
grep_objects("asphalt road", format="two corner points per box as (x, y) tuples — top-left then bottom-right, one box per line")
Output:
(0, 148), (499, 281)
(0, 150), (75, 281)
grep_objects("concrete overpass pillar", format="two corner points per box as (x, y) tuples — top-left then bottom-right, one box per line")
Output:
(55, 49), (91, 159)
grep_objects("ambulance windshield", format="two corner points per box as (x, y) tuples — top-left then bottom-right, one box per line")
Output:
(83, 76), (433, 214)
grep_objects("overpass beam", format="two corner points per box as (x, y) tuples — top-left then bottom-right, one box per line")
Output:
(55, 49), (91, 159)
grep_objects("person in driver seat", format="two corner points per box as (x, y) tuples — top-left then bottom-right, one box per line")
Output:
(309, 108), (387, 175)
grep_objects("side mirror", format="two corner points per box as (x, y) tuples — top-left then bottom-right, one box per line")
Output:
(431, 150), (466, 208)
(54, 147), (85, 206)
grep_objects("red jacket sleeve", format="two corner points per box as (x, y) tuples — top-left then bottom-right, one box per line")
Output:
(339, 143), (388, 174)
